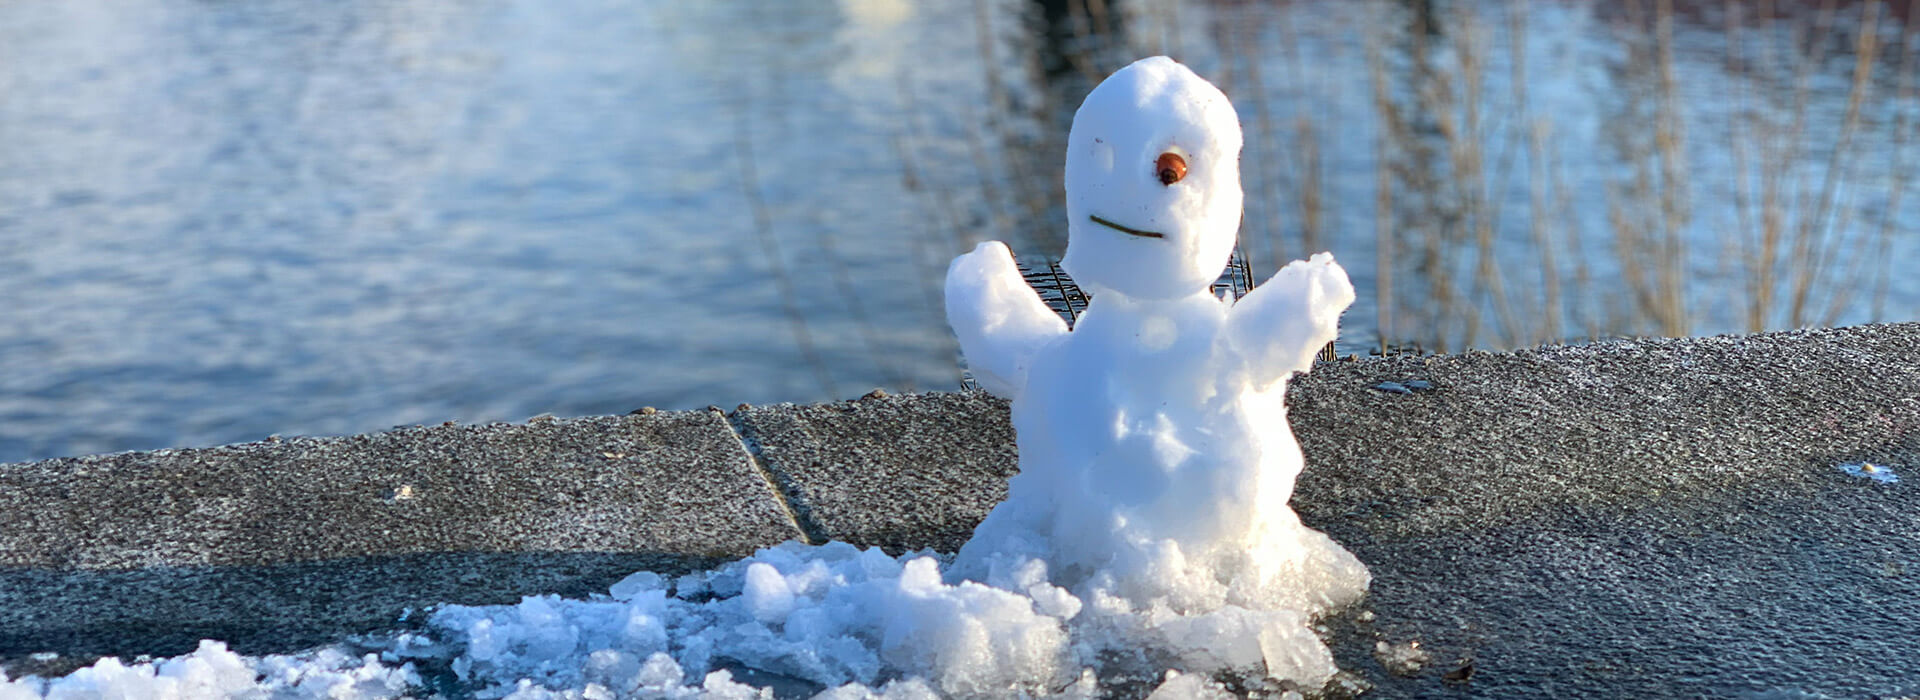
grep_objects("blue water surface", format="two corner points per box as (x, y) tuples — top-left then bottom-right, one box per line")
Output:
(0, 0), (1913, 462)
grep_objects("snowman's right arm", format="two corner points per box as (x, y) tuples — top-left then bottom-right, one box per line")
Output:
(945, 241), (1068, 399)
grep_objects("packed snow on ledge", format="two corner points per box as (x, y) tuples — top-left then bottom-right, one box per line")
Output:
(1, 57), (1371, 699)
(0, 535), (1364, 699)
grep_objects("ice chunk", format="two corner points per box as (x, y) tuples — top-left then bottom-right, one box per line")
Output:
(1840, 461), (1899, 483)
(742, 563), (796, 625)
(696, 670), (768, 700)
(1257, 613), (1338, 687)
(7, 641), (417, 700)
(1373, 640), (1431, 676)
(635, 652), (687, 691)
(610, 571), (664, 601)
(872, 558), (1074, 696)
(813, 677), (941, 700)
(1144, 670), (1237, 700)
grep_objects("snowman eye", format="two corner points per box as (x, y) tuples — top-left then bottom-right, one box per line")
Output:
(1156, 152), (1187, 185)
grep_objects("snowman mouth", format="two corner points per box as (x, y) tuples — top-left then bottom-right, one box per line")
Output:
(1089, 214), (1165, 239)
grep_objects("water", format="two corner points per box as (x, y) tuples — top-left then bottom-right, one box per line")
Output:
(0, 0), (1914, 463)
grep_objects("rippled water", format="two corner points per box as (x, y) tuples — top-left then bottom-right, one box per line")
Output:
(0, 0), (1913, 462)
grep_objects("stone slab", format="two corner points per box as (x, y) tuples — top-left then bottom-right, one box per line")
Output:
(1281, 323), (1920, 696)
(0, 410), (802, 665)
(1318, 476), (1920, 697)
(732, 391), (1017, 554)
(1287, 322), (1920, 538)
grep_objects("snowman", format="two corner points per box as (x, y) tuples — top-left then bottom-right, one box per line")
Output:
(945, 56), (1368, 680)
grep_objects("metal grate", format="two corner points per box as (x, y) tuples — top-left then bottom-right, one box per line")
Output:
(1014, 250), (1260, 328)
(960, 249), (1303, 390)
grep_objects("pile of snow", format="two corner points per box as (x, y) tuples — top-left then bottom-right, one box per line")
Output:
(3, 56), (1367, 699)
(422, 544), (1082, 698)
(0, 641), (417, 699)
(3, 535), (1353, 698)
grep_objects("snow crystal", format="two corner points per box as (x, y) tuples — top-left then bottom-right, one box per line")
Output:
(1840, 462), (1899, 483)
(1373, 640), (1431, 676)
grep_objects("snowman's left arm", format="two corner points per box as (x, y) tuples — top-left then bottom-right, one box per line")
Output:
(1224, 253), (1355, 389)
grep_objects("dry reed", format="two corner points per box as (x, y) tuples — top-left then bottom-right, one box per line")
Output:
(887, 0), (1913, 358)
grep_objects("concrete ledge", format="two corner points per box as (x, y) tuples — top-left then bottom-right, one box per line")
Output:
(3, 323), (1917, 696)
(734, 391), (1017, 554)
(1285, 323), (1920, 696)
(0, 411), (802, 668)
(1288, 323), (1920, 538)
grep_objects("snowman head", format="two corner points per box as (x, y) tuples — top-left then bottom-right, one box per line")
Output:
(1061, 56), (1244, 301)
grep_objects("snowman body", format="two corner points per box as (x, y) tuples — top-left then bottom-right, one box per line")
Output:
(998, 291), (1290, 581)
(946, 57), (1365, 615)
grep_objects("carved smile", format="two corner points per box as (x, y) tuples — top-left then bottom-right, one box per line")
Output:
(1089, 214), (1164, 239)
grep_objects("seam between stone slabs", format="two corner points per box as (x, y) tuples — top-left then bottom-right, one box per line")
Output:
(717, 406), (822, 546)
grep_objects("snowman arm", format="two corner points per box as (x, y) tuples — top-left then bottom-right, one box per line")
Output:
(945, 241), (1068, 399)
(1225, 252), (1355, 388)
